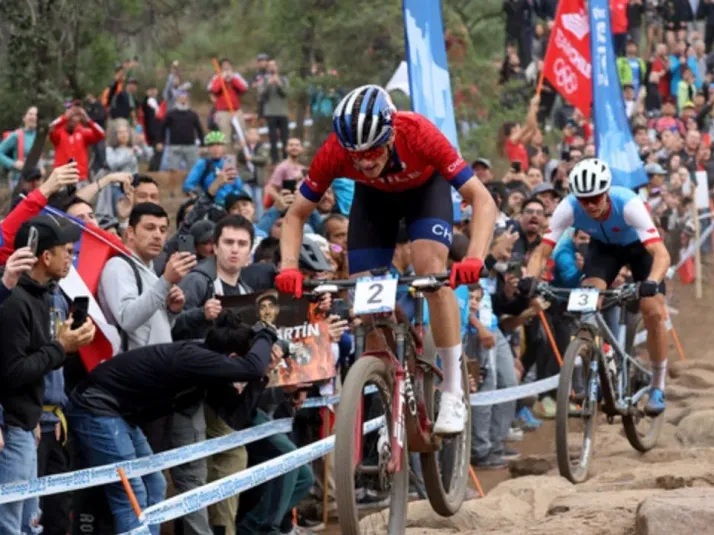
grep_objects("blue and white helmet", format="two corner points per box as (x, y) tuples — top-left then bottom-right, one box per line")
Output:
(333, 85), (395, 151)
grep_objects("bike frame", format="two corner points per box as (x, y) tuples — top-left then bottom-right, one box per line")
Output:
(350, 287), (441, 475)
(578, 302), (652, 415)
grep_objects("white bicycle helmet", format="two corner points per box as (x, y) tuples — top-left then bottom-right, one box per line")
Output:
(568, 157), (612, 198)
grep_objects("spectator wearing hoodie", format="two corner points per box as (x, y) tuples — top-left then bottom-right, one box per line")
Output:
(172, 215), (254, 534)
(183, 131), (245, 206)
(0, 216), (95, 535)
(552, 229), (589, 289)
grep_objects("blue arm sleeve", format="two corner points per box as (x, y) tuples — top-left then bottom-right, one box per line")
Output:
(257, 207), (281, 234)
(183, 159), (206, 193)
(0, 133), (18, 170)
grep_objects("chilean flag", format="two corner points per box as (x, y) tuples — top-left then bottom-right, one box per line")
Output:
(43, 206), (126, 371)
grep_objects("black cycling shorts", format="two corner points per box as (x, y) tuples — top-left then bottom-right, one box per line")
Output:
(584, 239), (665, 292)
(347, 172), (454, 274)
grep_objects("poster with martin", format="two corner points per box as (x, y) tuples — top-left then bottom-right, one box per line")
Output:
(220, 291), (336, 387)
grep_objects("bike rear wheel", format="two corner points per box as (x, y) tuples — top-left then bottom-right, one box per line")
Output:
(421, 353), (471, 516)
(334, 356), (409, 535)
(556, 334), (598, 484)
(621, 313), (664, 452)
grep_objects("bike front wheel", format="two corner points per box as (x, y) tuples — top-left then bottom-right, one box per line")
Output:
(621, 313), (664, 452)
(556, 334), (598, 484)
(334, 356), (409, 535)
(421, 352), (471, 516)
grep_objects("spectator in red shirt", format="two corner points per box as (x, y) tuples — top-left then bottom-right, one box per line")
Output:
(610, 0), (629, 57)
(498, 95), (539, 172)
(49, 105), (105, 181)
(207, 58), (249, 147)
(650, 43), (672, 100)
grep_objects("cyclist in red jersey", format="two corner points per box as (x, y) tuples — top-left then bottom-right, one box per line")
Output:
(275, 85), (498, 434)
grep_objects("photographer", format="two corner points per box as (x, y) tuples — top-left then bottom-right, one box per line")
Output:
(66, 312), (282, 535)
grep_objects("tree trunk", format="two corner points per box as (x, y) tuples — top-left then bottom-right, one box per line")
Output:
(294, 14), (316, 143)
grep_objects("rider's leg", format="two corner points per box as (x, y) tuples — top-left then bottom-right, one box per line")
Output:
(411, 239), (463, 397)
(640, 294), (668, 390)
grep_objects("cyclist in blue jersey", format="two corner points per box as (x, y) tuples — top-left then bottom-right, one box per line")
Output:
(522, 157), (671, 416)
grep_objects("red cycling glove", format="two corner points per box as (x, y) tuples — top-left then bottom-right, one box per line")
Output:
(450, 257), (484, 289)
(275, 268), (304, 298)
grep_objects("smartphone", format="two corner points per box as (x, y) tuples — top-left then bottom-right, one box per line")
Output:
(27, 226), (39, 255)
(331, 298), (352, 322)
(178, 234), (195, 254)
(507, 260), (522, 278)
(511, 161), (522, 173)
(283, 179), (297, 193)
(223, 154), (237, 169)
(70, 297), (90, 330)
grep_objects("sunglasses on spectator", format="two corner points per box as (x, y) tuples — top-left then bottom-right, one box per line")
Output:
(348, 145), (388, 162)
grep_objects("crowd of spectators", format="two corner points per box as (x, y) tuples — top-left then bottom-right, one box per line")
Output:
(0, 3), (713, 534)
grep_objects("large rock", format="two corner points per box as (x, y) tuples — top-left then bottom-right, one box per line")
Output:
(671, 368), (714, 390)
(488, 475), (575, 520)
(508, 454), (556, 478)
(676, 409), (714, 447)
(635, 488), (714, 535)
(668, 359), (714, 378)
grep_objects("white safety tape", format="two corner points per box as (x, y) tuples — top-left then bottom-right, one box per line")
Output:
(469, 374), (560, 406)
(0, 418), (292, 505)
(122, 416), (385, 532)
(1, 372), (566, 504)
(633, 317), (672, 347)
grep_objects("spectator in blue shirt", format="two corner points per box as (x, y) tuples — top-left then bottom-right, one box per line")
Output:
(183, 131), (244, 206)
(552, 229), (589, 289)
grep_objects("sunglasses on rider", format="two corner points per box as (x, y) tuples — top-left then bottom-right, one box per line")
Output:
(348, 145), (388, 162)
(577, 192), (606, 206)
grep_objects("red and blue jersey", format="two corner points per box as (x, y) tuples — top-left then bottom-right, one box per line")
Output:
(300, 111), (473, 202)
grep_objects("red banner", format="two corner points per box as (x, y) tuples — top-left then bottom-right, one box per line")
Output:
(542, 0), (592, 116)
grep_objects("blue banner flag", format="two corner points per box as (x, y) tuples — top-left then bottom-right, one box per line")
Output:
(402, 0), (462, 217)
(589, 0), (648, 190)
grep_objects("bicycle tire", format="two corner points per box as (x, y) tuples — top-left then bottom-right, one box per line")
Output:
(556, 334), (597, 484)
(334, 356), (409, 535)
(421, 351), (471, 516)
(621, 313), (664, 452)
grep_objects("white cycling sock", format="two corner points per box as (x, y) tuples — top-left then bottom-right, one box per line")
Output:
(651, 359), (668, 391)
(437, 345), (464, 397)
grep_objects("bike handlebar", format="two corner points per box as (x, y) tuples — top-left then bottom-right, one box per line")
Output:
(535, 282), (640, 304)
(302, 272), (451, 293)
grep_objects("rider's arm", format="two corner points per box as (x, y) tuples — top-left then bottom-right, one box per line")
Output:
(459, 177), (499, 259)
(623, 196), (671, 282)
(526, 200), (574, 277)
(280, 193), (317, 269)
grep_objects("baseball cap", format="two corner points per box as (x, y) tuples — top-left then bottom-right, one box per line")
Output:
(663, 96), (676, 105)
(14, 215), (81, 256)
(255, 289), (278, 306)
(531, 182), (562, 198)
(224, 191), (254, 213)
(471, 158), (492, 169)
(683, 100), (696, 109)
(189, 220), (215, 244)
(256, 53), (270, 61)
(645, 162), (667, 175)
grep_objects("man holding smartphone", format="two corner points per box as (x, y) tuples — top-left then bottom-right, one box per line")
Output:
(0, 216), (96, 534)
(265, 138), (305, 208)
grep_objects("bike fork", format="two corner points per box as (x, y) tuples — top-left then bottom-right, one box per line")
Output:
(388, 369), (406, 473)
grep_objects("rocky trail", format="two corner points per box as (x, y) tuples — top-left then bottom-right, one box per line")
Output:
(358, 277), (714, 535)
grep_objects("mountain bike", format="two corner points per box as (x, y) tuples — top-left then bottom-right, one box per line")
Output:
(304, 272), (470, 534)
(535, 283), (664, 484)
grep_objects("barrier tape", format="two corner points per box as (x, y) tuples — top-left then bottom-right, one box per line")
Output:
(0, 418), (292, 505)
(122, 417), (385, 533)
(469, 374), (559, 406)
(0, 375), (562, 504)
